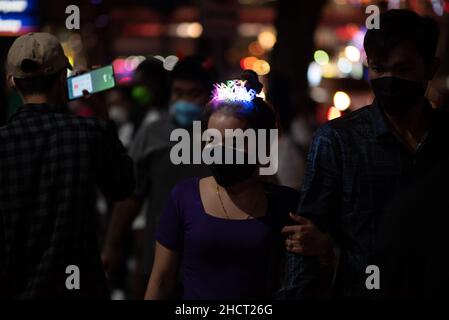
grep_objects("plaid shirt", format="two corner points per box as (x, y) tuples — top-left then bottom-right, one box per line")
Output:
(0, 103), (135, 299)
(283, 100), (449, 299)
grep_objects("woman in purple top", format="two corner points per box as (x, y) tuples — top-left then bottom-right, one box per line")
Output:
(145, 71), (299, 300)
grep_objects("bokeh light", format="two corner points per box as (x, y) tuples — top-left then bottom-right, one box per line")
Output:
(253, 59), (270, 76)
(345, 45), (361, 62)
(307, 62), (322, 87)
(163, 55), (179, 71)
(337, 57), (352, 74)
(240, 56), (258, 70)
(248, 41), (265, 56)
(327, 106), (342, 121)
(314, 50), (329, 66)
(258, 30), (276, 50)
(187, 22), (203, 38)
(333, 91), (351, 111)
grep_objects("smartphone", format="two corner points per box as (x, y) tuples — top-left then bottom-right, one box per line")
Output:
(67, 65), (116, 100)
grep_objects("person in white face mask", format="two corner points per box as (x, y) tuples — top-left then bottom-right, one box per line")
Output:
(102, 56), (216, 299)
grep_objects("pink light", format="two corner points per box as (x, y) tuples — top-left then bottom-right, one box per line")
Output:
(118, 76), (132, 84)
(113, 58), (126, 74)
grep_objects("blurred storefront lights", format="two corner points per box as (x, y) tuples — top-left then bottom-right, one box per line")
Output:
(307, 62), (322, 87)
(176, 22), (203, 38)
(327, 106), (342, 121)
(257, 29), (276, 50)
(248, 41), (265, 56)
(240, 57), (270, 76)
(344, 45), (361, 62)
(314, 50), (330, 66)
(337, 57), (352, 74)
(253, 59), (270, 76)
(163, 55), (179, 71)
(240, 56), (258, 70)
(333, 91), (351, 111)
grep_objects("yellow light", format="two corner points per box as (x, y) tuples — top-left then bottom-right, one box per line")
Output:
(258, 31), (276, 50)
(322, 63), (338, 78)
(345, 45), (361, 62)
(333, 91), (351, 111)
(187, 22), (203, 38)
(68, 55), (74, 68)
(253, 59), (270, 76)
(327, 106), (342, 121)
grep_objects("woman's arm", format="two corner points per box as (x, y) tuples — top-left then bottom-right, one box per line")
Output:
(144, 241), (180, 300)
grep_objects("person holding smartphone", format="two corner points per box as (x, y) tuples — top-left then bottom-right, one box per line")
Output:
(0, 32), (135, 299)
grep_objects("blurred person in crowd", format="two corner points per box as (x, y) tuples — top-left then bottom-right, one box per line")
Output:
(0, 32), (135, 299)
(281, 9), (449, 299)
(106, 87), (134, 148)
(145, 71), (299, 299)
(103, 59), (169, 299)
(128, 57), (170, 137)
(102, 56), (214, 298)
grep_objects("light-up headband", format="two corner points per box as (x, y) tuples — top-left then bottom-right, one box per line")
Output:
(211, 80), (257, 104)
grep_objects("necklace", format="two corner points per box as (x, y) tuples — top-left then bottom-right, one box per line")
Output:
(216, 183), (257, 220)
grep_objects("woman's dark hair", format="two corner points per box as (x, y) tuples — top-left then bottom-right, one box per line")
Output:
(171, 55), (217, 93)
(203, 70), (279, 132)
(364, 9), (440, 66)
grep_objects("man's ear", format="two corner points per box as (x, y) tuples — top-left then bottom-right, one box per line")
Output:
(428, 57), (440, 80)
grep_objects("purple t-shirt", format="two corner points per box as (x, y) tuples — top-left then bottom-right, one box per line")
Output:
(155, 177), (299, 300)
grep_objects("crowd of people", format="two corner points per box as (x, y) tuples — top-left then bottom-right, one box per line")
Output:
(1, 9), (449, 300)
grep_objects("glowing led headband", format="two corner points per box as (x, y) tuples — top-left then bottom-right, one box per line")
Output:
(212, 80), (257, 104)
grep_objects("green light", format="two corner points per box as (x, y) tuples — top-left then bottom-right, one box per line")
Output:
(314, 50), (329, 66)
(131, 85), (152, 105)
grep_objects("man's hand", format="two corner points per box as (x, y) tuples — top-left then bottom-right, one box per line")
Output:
(73, 66), (109, 120)
(282, 213), (332, 257)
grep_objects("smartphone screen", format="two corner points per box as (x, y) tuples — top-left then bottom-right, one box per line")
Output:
(67, 65), (115, 100)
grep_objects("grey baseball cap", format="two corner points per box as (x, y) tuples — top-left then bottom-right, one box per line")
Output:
(7, 32), (72, 79)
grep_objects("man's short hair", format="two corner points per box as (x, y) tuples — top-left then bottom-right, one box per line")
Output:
(14, 65), (61, 96)
(364, 9), (440, 66)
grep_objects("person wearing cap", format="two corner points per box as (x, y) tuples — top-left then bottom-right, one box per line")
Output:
(0, 32), (135, 299)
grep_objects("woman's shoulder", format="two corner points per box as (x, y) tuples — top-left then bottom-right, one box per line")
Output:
(169, 177), (201, 201)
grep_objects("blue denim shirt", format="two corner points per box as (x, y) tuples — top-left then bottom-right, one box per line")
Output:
(280, 100), (449, 299)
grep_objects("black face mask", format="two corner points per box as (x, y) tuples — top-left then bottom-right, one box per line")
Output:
(207, 146), (257, 187)
(370, 77), (427, 116)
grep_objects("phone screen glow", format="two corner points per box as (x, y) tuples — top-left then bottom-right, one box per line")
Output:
(67, 65), (115, 100)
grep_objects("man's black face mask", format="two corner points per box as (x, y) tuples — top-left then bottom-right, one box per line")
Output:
(370, 77), (427, 116)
